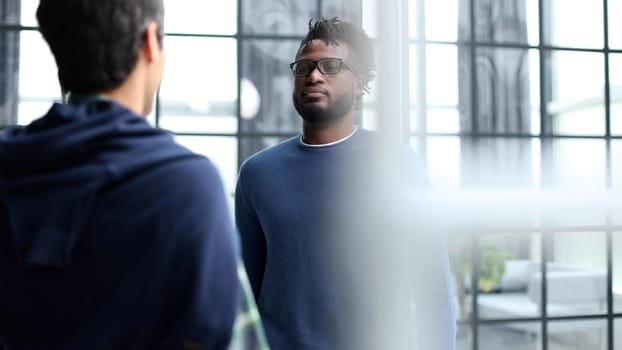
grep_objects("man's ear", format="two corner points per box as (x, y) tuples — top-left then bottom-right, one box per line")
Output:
(142, 21), (162, 62)
(355, 76), (365, 97)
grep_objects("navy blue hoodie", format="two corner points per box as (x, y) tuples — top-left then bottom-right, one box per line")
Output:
(0, 100), (240, 349)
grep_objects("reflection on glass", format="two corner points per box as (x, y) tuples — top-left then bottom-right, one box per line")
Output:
(240, 0), (315, 36)
(479, 322), (541, 350)
(173, 136), (238, 207)
(610, 0), (622, 49)
(240, 39), (301, 136)
(475, 233), (541, 320)
(544, 0), (604, 49)
(159, 37), (237, 134)
(549, 51), (605, 136)
(163, 0), (236, 35)
(18, 30), (60, 126)
(547, 320), (607, 350)
(546, 232), (607, 317)
(609, 54), (622, 135)
(550, 139), (606, 191)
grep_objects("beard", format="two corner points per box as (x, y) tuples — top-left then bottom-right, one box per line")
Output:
(293, 88), (356, 126)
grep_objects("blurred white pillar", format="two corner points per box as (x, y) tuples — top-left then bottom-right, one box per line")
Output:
(376, 0), (410, 142)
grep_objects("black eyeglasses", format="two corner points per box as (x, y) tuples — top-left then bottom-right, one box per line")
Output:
(289, 58), (357, 77)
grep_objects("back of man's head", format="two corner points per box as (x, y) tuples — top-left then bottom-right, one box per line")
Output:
(36, 0), (164, 95)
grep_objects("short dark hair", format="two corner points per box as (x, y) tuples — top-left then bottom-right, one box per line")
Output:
(36, 0), (164, 94)
(297, 17), (376, 94)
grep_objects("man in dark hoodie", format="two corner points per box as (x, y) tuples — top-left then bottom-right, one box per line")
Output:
(0, 1), (240, 349)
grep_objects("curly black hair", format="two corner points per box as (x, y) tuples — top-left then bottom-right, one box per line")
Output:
(297, 17), (376, 94)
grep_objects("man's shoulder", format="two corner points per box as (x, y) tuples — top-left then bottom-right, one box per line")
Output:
(240, 136), (299, 170)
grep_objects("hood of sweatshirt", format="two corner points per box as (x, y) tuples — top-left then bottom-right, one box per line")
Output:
(0, 100), (191, 268)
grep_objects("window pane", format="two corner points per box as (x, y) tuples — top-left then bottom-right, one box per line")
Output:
(427, 44), (459, 133)
(163, 0), (236, 35)
(240, 39), (301, 134)
(159, 37), (237, 134)
(455, 323), (472, 350)
(424, 136), (461, 188)
(547, 232), (607, 317)
(610, 0), (622, 49)
(173, 136), (238, 208)
(19, 0), (39, 26)
(241, 0), (315, 36)
(446, 233), (472, 323)
(1, 29), (19, 126)
(473, 0), (538, 46)
(427, 109), (460, 134)
(479, 322), (541, 350)
(477, 233), (542, 320)
(529, 51), (541, 135)
(610, 140), (622, 192)
(428, 0), (461, 42)
(321, 0), (361, 26)
(616, 319), (622, 350)
(407, 0), (418, 39)
(614, 233), (622, 314)
(610, 54), (622, 135)
(544, 0), (604, 49)
(408, 45), (421, 132)
(472, 47), (536, 134)
(362, 79), (378, 130)
(18, 30), (60, 125)
(547, 320), (607, 350)
(2, 0), (22, 25)
(362, 0), (379, 39)
(460, 138), (538, 188)
(548, 51), (605, 136)
(550, 139), (607, 191)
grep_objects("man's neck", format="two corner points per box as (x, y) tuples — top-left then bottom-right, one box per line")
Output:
(302, 115), (358, 145)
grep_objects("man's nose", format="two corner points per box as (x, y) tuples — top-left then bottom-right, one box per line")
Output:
(306, 66), (324, 82)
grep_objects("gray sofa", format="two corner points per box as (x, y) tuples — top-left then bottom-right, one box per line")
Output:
(476, 259), (608, 340)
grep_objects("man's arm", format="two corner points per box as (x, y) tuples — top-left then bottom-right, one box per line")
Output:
(161, 158), (241, 349)
(413, 233), (457, 350)
(234, 171), (267, 301)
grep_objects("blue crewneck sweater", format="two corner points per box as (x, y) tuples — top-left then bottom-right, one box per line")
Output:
(235, 129), (456, 350)
(0, 100), (240, 350)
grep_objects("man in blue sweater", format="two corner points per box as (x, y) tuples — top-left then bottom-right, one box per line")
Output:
(0, 1), (239, 349)
(236, 18), (456, 349)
